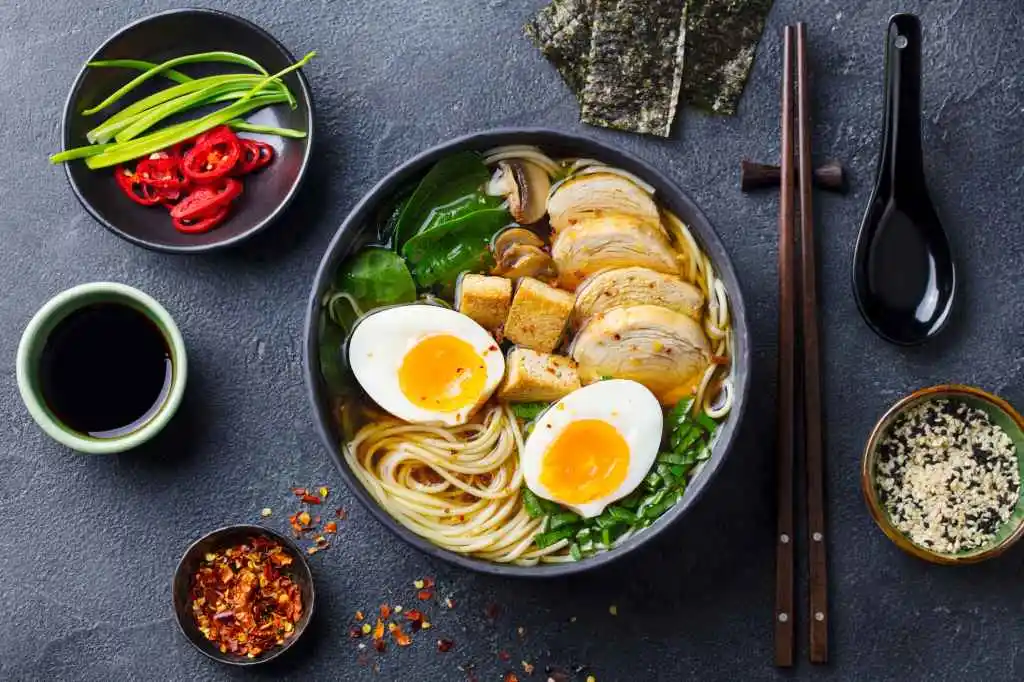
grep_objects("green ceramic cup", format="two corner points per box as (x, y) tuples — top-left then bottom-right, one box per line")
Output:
(16, 282), (188, 454)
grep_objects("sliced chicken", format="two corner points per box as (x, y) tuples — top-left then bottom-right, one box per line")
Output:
(551, 214), (681, 290)
(573, 267), (704, 327)
(570, 304), (710, 404)
(547, 173), (661, 233)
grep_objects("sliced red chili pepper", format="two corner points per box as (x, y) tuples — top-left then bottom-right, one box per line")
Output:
(250, 141), (274, 171)
(231, 140), (262, 176)
(113, 165), (161, 206)
(172, 204), (230, 234)
(182, 126), (242, 183)
(169, 178), (242, 221)
(137, 156), (187, 190)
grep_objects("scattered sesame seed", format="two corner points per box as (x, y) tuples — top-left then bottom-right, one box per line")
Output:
(260, 507), (272, 517)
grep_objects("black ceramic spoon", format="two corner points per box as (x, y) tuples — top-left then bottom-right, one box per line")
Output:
(853, 13), (956, 345)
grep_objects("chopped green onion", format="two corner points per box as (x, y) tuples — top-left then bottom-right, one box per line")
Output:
(228, 120), (307, 139)
(696, 446), (712, 462)
(643, 471), (661, 490)
(522, 489), (545, 518)
(569, 543), (583, 561)
(510, 402), (550, 421)
(607, 506), (635, 524)
(549, 511), (581, 530)
(657, 451), (691, 466)
(82, 51), (269, 116)
(533, 526), (576, 549)
(696, 411), (718, 433)
(656, 462), (676, 482)
(575, 527), (592, 541)
(669, 464), (688, 479)
(87, 59), (194, 83)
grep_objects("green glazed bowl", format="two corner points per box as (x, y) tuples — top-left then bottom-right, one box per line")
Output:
(16, 282), (188, 454)
(862, 384), (1024, 564)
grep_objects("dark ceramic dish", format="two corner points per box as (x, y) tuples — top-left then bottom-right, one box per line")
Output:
(60, 8), (314, 253)
(303, 129), (751, 576)
(172, 524), (315, 665)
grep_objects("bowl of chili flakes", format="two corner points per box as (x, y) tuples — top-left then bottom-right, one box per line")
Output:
(172, 524), (315, 665)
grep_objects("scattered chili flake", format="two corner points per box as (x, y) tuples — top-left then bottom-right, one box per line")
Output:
(324, 521), (338, 534)
(387, 622), (397, 632)
(314, 535), (328, 547)
(391, 624), (412, 647)
(437, 638), (455, 653)
(349, 626), (363, 639)
(405, 609), (423, 622)
(517, 626), (526, 638)
(503, 673), (519, 682)
(187, 538), (302, 659)
(484, 602), (502, 620)
(422, 576), (435, 589)
(361, 623), (372, 635)
(300, 494), (322, 505)
(445, 597), (456, 609)
(260, 507), (272, 518)
(319, 486), (329, 499)
(355, 610), (364, 621)
(421, 621), (432, 629)
(306, 545), (320, 555)
(413, 579), (425, 589)
(498, 649), (511, 662)
(522, 661), (535, 674)
(380, 604), (391, 619)
(292, 487), (308, 497)
(298, 511), (312, 527)
(417, 589), (434, 601)
(372, 618), (386, 652)
(335, 507), (348, 519)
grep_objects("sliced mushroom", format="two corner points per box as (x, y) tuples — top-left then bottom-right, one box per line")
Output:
(570, 304), (711, 404)
(547, 172), (661, 233)
(494, 243), (558, 281)
(493, 227), (545, 254)
(486, 160), (551, 225)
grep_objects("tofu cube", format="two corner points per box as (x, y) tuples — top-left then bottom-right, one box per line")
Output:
(498, 348), (581, 402)
(455, 274), (512, 331)
(503, 277), (574, 352)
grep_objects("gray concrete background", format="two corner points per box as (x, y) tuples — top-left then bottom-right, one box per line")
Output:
(1, 0), (1022, 680)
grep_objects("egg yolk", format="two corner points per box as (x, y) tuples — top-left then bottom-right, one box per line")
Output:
(539, 419), (629, 504)
(398, 334), (487, 413)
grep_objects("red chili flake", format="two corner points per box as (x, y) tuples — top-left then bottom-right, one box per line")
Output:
(348, 625), (363, 639)
(335, 507), (348, 519)
(417, 589), (434, 601)
(301, 494), (322, 505)
(392, 624), (412, 647)
(422, 576), (435, 589)
(372, 618), (386, 652)
(437, 638), (455, 653)
(522, 661), (535, 675)
(380, 604), (391, 619)
(298, 511), (311, 527)
(292, 487), (308, 497)
(324, 521), (338, 534)
(445, 597), (456, 609)
(503, 673), (520, 682)
(498, 650), (511, 662)
(484, 602), (502, 620)
(355, 610), (364, 621)
(405, 609), (423, 622)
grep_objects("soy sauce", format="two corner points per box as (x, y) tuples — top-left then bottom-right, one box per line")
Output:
(39, 303), (172, 438)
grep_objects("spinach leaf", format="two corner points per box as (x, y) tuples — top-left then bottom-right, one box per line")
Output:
(403, 207), (510, 292)
(391, 151), (493, 248)
(332, 246), (416, 313)
(510, 402), (551, 420)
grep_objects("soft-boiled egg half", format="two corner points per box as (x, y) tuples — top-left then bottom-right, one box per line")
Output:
(521, 379), (662, 518)
(348, 305), (505, 426)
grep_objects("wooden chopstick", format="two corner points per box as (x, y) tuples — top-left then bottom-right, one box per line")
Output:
(796, 22), (829, 665)
(774, 23), (797, 670)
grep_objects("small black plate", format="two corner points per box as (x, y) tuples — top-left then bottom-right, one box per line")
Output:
(172, 524), (315, 665)
(60, 9), (314, 253)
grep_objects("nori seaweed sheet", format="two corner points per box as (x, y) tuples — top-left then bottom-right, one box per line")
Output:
(682, 0), (774, 115)
(524, 0), (594, 95)
(579, 0), (687, 137)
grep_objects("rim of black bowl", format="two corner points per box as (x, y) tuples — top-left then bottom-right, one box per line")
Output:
(303, 128), (752, 577)
(171, 524), (315, 665)
(60, 8), (314, 254)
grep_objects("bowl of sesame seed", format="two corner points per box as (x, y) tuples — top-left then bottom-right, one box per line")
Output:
(862, 385), (1024, 564)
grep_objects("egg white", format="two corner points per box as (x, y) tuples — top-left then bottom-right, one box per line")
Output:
(521, 379), (663, 518)
(348, 304), (505, 426)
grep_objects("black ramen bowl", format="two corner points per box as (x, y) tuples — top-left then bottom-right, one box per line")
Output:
(60, 8), (314, 253)
(303, 129), (751, 576)
(172, 524), (315, 665)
